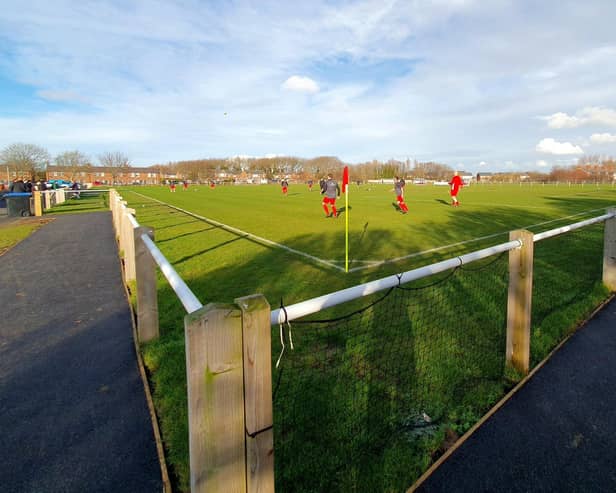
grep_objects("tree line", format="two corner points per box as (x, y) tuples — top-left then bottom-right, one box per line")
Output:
(1, 142), (614, 183)
(0, 143), (130, 182)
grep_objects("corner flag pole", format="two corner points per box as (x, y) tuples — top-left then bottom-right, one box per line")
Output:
(343, 166), (349, 273)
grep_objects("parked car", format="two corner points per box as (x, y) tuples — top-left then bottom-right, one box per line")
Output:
(47, 179), (72, 189)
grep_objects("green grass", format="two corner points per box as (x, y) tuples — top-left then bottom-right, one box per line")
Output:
(0, 192), (109, 255)
(121, 182), (616, 492)
(44, 191), (109, 215)
(0, 218), (49, 255)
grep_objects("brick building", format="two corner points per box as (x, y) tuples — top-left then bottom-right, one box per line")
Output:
(46, 165), (178, 185)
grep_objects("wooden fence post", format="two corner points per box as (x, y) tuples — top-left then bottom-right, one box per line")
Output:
(124, 207), (137, 282)
(185, 304), (246, 493)
(236, 295), (275, 493)
(603, 208), (616, 292)
(33, 191), (42, 216)
(43, 191), (52, 210)
(506, 229), (534, 374)
(134, 226), (159, 342)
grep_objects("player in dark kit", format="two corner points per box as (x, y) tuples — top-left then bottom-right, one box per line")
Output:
(394, 176), (409, 213)
(281, 178), (289, 195)
(321, 173), (340, 217)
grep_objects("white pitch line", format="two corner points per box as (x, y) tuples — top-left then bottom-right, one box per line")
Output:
(131, 191), (346, 272)
(132, 192), (610, 274)
(346, 206), (610, 272)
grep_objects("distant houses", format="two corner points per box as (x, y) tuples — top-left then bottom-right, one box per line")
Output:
(46, 165), (173, 185)
(476, 172), (493, 182)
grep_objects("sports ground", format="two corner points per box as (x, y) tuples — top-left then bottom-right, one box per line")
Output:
(121, 181), (616, 491)
(127, 181), (616, 276)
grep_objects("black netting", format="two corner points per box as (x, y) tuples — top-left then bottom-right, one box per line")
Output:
(531, 223), (607, 365)
(272, 255), (509, 492)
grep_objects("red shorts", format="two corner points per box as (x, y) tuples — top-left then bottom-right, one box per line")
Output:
(397, 194), (405, 203)
(450, 188), (460, 196)
(323, 197), (336, 205)
(282, 186), (288, 193)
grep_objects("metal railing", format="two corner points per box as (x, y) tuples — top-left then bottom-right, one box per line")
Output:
(108, 189), (204, 342)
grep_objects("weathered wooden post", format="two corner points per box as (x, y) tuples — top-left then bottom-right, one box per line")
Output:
(134, 226), (159, 342)
(236, 295), (275, 493)
(110, 191), (119, 233)
(123, 207), (137, 282)
(506, 229), (534, 374)
(43, 191), (52, 210)
(33, 191), (42, 216)
(116, 201), (126, 264)
(185, 303), (247, 493)
(604, 208), (616, 291)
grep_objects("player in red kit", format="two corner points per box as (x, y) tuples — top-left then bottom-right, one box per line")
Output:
(281, 178), (289, 195)
(393, 176), (409, 213)
(449, 171), (463, 206)
(321, 173), (340, 217)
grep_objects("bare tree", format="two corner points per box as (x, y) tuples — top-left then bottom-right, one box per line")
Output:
(98, 151), (131, 184)
(0, 142), (50, 180)
(55, 150), (91, 181)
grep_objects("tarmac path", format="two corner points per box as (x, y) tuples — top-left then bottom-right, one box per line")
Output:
(0, 212), (162, 492)
(414, 296), (616, 493)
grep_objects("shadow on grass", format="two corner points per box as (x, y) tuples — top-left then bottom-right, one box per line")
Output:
(46, 196), (108, 215)
(138, 189), (615, 493)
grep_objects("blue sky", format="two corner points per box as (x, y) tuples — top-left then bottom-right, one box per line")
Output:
(1, 0), (616, 172)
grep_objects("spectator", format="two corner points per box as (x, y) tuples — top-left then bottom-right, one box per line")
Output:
(10, 179), (27, 193)
(71, 181), (81, 199)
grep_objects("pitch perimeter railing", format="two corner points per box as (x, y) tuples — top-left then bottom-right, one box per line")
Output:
(111, 189), (616, 493)
(109, 190), (275, 493)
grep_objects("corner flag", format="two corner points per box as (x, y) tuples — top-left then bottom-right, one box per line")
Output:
(343, 166), (349, 272)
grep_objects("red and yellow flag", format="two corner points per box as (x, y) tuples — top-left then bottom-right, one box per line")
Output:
(342, 165), (349, 194)
(343, 166), (350, 272)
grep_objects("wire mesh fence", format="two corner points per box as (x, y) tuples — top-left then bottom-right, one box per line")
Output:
(272, 219), (610, 492)
(273, 255), (510, 492)
(531, 222), (608, 366)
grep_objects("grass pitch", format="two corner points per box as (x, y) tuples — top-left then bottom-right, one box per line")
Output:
(122, 182), (615, 492)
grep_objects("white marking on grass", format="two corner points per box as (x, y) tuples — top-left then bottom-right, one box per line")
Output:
(133, 191), (610, 274)
(345, 206), (610, 272)
(131, 191), (346, 272)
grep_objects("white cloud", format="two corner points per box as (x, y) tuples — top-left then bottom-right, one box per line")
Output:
(282, 76), (320, 93)
(478, 161), (487, 167)
(590, 133), (616, 144)
(536, 160), (549, 167)
(1, 1), (616, 168)
(543, 112), (580, 129)
(544, 107), (616, 128)
(536, 138), (584, 155)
